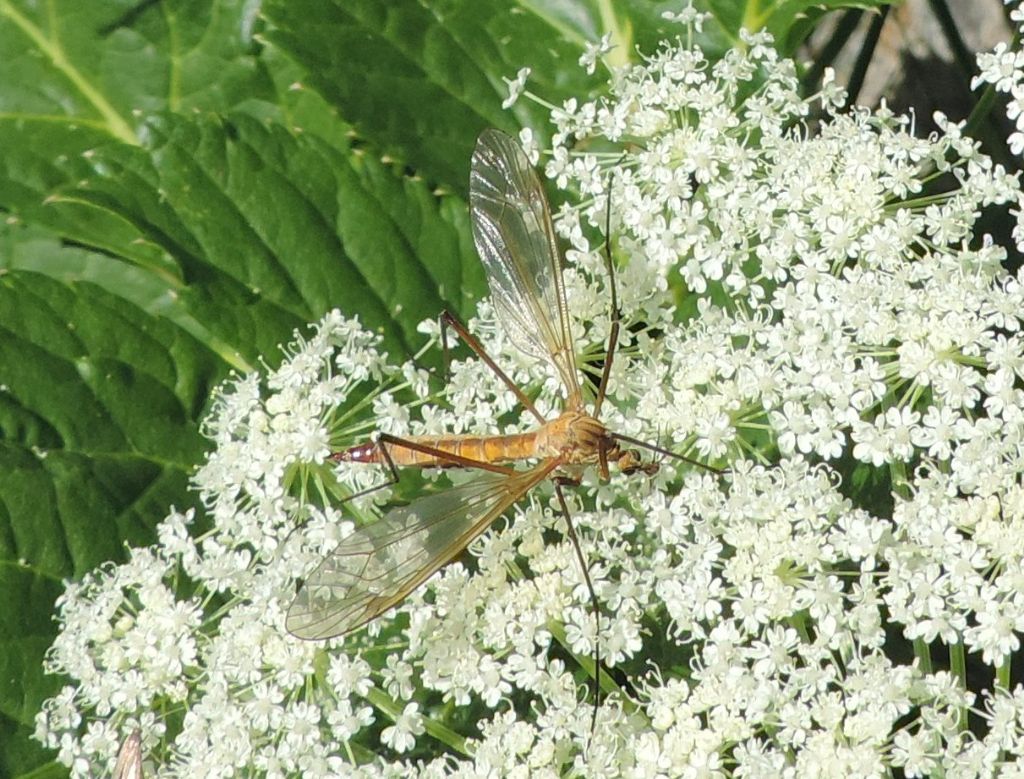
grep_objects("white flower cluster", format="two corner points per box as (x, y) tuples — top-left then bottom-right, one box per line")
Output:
(34, 6), (1024, 779)
(34, 314), (422, 777)
(975, 3), (1024, 156)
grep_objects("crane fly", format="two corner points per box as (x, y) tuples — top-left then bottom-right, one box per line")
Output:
(286, 129), (713, 706)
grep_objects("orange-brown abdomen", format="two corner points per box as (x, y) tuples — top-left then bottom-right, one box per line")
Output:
(339, 431), (542, 468)
(337, 411), (619, 471)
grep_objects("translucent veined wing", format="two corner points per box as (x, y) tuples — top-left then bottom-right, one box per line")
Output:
(470, 129), (583, 408)
(113, 729), (144, 779)
(286, 463), (556, 639)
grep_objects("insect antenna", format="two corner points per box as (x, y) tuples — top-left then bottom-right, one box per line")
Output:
(553, 479), (602, 733)
(592, 171), (620, 421)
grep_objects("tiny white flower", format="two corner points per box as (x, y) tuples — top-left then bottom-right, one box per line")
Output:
(502, 67), (532, 109)
(380, 702), (425, 753)
(579, 32), (615, 75)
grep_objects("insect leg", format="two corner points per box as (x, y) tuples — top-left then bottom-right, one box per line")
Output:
(597, 437), (611, 482)
(592, 171), (621, 420)
(282, 443), (408, 550)
(553, 477), (601, 732)
(439, 310), (546, 425)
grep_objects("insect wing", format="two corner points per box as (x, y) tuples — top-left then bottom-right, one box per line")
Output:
(113, 729), (144, 779)
(470, 129), (583, 407)
(287, 465), (554, 640)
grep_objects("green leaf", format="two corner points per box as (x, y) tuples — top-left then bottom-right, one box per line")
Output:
(112, 111), (479, 359)
(0, 0), (271, 141)
(264, 0), (509, 189)
(264, 0), (612, 190)
(0, 628), (65, 778)
(0, 267), (217, 554)
(0, 255), (220, 776)
(1, 112), (483, 365)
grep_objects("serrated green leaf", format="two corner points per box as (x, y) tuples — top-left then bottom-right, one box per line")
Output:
(264, 0), (510, 189)
(0, 253), (221, 773)
(126, 113), (476, 356)
(0, 0), (271, 139)
(0, 272), (216, 458)
(0, 629), (64, 778)
(0, 113), (482, 368)
(264, 0), (617, 191)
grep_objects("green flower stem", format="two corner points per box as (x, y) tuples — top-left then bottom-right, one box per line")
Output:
(950, 641), (967, 731)
(546, 618), (643, 720)
(914, 638), (933, 675)
(997, 658), (1011, 691)
(363, 686), (471, 757)
(890, 459), (910, 501)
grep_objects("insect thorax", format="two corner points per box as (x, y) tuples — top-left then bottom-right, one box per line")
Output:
(536, 410), (610, 463)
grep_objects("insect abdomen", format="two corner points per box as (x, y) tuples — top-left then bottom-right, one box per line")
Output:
(339, 432), (541, 468)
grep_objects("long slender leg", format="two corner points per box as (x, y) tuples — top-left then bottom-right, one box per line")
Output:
(553, 478), (601, 732)
(597, 436), (611, 482)
(439, 310), (546, 425)
(593, 173), (621, 420)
